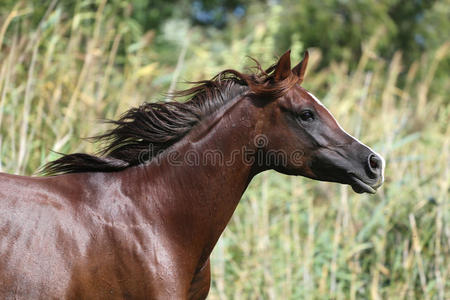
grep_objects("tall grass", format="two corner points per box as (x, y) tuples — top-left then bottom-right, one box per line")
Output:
(0, 2), (448, 299)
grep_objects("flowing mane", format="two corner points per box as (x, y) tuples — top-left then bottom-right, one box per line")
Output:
(42, 58), (300, 175)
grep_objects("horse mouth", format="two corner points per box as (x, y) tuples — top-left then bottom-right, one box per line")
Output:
(348, 173), (379, 194)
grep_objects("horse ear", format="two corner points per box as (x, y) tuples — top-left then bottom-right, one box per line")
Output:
(273, 50), (292, 81)
(292, 50), (309, 84)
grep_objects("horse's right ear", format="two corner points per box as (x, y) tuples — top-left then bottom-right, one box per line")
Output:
(273, 50), (292, 81)
(292, 51), (309, 84)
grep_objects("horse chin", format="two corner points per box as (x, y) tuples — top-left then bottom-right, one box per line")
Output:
(350, 183), (375, 194)
(349, 176), (377, 194)
(312, 171), (379, 194)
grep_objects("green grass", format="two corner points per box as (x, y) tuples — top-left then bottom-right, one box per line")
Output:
(0, 3), (448, 299)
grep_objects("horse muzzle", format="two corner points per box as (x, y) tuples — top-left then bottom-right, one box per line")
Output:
(347, 152), (385, 194)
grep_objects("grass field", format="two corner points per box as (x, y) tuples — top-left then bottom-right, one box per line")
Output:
(0, 3), (448, 299)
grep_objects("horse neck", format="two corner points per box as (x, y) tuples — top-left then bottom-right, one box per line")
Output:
(139, 94), (261, 255)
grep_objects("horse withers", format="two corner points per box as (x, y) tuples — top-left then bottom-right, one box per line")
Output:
(0, 50), (384, 299)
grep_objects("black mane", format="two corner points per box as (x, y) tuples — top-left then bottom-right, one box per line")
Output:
(42, 60), (299, 175)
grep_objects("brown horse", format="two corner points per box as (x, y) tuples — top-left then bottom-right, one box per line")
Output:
(0, 50), (384, 299)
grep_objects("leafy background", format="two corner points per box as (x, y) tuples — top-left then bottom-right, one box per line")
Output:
(0, 0), (448, 299)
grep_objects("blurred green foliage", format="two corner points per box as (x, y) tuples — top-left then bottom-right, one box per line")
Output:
(1, 0), (448, 68)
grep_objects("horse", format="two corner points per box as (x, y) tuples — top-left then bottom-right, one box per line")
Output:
(0, 50), (384, 299)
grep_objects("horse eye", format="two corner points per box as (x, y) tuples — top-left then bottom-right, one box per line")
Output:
(299, 110), (314, 122)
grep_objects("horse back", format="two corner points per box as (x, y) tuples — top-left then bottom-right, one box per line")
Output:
(0, 171), (181, 299)
(0, 172), (93, 298)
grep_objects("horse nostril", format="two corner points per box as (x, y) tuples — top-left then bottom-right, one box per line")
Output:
(368, 154), (381, 171)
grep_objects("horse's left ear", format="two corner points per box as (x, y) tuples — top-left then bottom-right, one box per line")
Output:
(292, 50), (309, 84)
(273, 50), (292, 81)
